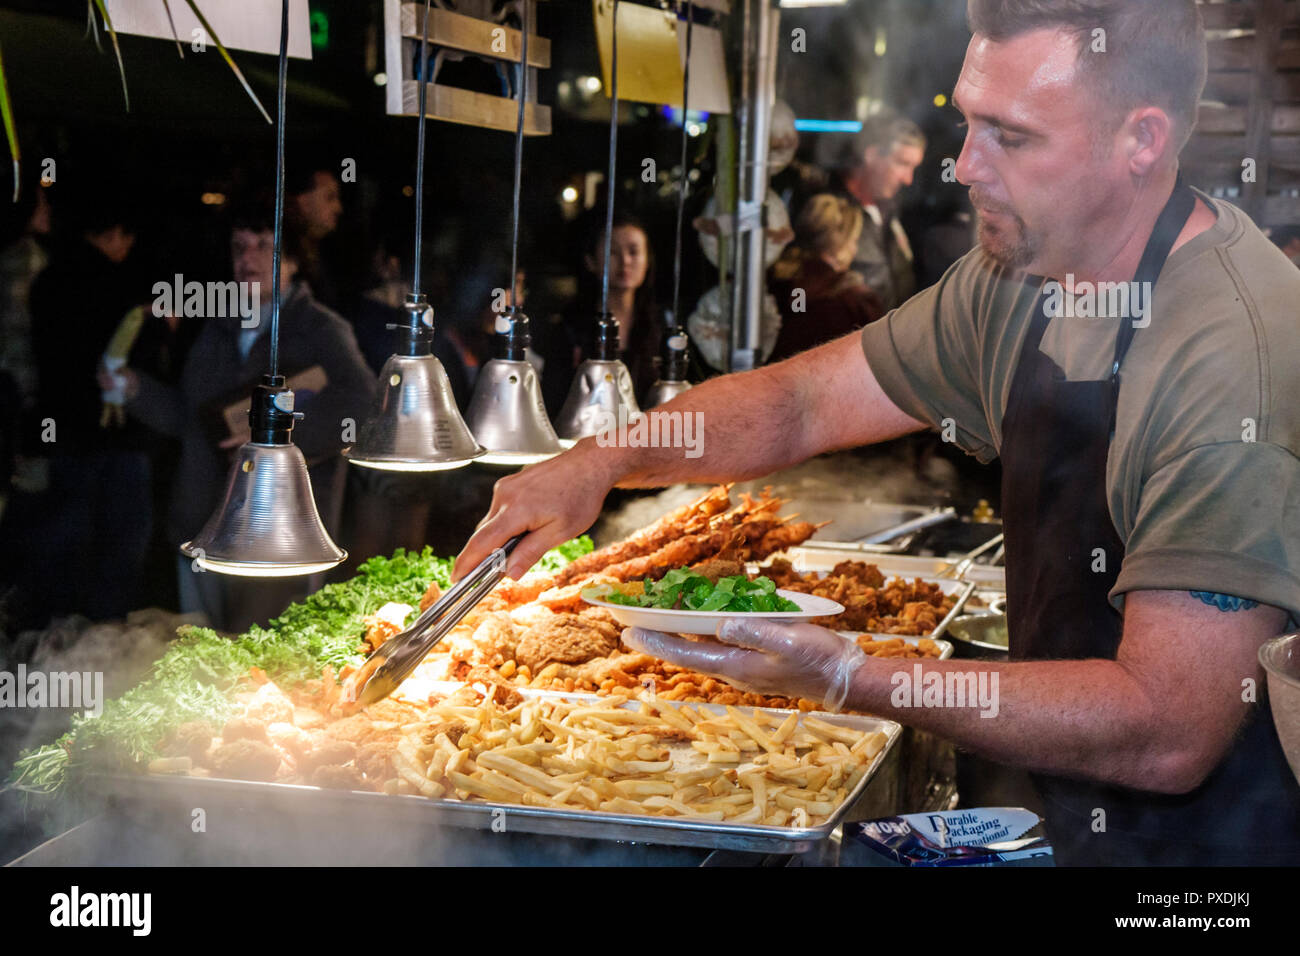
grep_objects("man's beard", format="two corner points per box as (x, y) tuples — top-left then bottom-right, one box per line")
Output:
(970, 189), (1035, 268)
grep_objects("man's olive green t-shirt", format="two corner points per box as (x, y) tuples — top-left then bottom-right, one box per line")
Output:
(861, 193), (1300, 620)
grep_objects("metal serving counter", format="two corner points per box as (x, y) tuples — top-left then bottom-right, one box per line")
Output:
(7, 795), (843, 867)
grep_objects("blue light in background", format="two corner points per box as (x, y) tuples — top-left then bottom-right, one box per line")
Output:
(794, 119), (863, 133)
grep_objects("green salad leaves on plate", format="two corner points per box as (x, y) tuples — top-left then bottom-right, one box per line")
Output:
(603, 569), (802, 613)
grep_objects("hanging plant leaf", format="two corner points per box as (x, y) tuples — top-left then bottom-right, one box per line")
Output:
(0, 40), (19, 203)
(88, 0), (130, 111)
(182, 0), (272, 124)
(160, 0), (185, 58)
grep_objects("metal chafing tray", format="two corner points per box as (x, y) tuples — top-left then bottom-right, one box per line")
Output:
(92, 699), (903, 856)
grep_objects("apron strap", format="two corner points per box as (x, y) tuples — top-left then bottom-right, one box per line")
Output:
(1111, 174), (1197, 381)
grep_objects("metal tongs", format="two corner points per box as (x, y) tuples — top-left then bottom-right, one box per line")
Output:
(352, 534), (525, 710)
(936, 532), (1005, 580)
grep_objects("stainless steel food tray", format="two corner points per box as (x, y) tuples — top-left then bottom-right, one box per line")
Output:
(94, 700), (903, 855)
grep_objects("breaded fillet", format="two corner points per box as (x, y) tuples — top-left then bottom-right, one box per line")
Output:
(514, 612), (621, 671)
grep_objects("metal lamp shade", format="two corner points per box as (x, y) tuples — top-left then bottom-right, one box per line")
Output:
(642, 378), (693, 409)
(345, 353), (485, 471)
(555, 358), (642, 441)
(180, 442), (346, 576)
(465, 358), (563, 465)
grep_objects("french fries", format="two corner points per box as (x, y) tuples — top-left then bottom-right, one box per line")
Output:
(389, 691), (890, 829)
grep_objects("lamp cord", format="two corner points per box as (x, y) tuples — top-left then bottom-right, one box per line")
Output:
(268, 0), (289, 379)
(508, 1), (529, 308)
(412, 0), (433, 297)
(599, 0), (619, 318)
(670, 0), (693, 332)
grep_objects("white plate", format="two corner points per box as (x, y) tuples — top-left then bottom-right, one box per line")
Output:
(581, 585), (844, 636)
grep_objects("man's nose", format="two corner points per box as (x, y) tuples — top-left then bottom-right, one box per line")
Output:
(954, 130), (987, 187)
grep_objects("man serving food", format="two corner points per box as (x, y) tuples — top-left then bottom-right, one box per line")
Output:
(457, 0), (1300, 865)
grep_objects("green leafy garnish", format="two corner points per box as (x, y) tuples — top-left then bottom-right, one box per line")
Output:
(604, 570), (801, 613)
(7, 539), (593, 794)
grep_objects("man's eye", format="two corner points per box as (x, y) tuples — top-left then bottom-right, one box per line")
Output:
(997, 130), (1026, 149)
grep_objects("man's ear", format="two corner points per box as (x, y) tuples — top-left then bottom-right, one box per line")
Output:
(1124, 106), (1175, 178)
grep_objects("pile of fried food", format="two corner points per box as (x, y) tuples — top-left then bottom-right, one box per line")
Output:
(763, 558), (955, 638)
(373, 486), (947, 711)
(151, 670), (889, 829)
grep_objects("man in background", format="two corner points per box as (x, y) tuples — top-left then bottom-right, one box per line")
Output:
(111, 202), (375, 632)
(287, 165), (345, 311)
(826, 111), (927, 311)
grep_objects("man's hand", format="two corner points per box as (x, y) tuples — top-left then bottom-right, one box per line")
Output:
(454, 441), (624, 581)
(454, 332), (924, 582)
(622, 619), (869, 713)
(96, 362), (139, 402)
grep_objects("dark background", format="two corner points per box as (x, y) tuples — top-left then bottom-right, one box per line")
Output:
(0, 0), (975, 320)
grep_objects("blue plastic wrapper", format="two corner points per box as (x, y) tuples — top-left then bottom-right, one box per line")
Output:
(845, 808), (1054, 867)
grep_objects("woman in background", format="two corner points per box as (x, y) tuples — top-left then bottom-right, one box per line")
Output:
(768, 194), (883, 363)
(539, 209), (662, 414)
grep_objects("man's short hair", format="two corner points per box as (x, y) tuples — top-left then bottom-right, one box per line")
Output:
(227, 196), (305, 263)
(967, 0), (1207, 152)
(840, 110), (926, 170)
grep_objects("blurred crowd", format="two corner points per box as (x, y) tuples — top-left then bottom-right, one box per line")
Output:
(0, 106), (985, 637)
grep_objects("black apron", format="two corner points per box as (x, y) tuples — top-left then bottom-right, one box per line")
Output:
(1000, 178), (1300, 866)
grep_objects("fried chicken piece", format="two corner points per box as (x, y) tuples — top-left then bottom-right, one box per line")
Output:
(355, 742), (394, 783)
(209, 739), (283, 781)
(299, 738), (357, 775)
(554, 652), (659, 685)
(759, 557), (802, 588)
(160, 721), (216, 763)
(243, 681), (295, 725)
(323, 714), (387, 745)
(830, 561), (886, 588)
(514, 612), (621, 670)
(222, 715), (269, 743)
(267, 722), (313, 761)
(442, 610), (518, 666)
(311, 764), (367, 791)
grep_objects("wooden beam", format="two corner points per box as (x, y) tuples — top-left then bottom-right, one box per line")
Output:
(399, 80), (551, 135)
(400, 2), (551, 68)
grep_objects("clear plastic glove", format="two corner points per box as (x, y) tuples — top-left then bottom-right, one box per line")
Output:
(622, 619), (869, 713)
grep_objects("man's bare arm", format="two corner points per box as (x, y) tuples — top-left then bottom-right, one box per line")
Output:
(456, 332), (926, 578)
(844, 590), (1285, 792)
